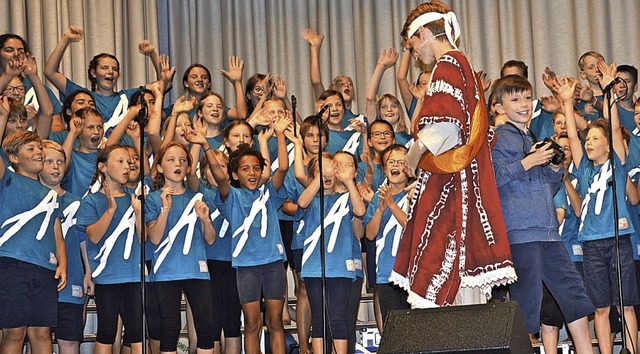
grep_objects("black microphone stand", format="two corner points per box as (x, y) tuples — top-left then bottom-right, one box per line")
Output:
(314, 106), (330, 354)
(603, 80), (632, 354)
(135, 87), (149, 354)
(291, 95), (297, 137)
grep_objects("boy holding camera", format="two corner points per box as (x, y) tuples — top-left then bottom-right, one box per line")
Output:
(491, 75), (595, 353)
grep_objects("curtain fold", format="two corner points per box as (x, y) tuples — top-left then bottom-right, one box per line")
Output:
(2, 1), (638, 119)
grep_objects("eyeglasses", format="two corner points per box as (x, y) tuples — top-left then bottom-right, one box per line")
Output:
(253, 86), (265, 94)
(4, 85), (26, 94)
(385, 159), (406, 167)
(371, 131), (393, 138)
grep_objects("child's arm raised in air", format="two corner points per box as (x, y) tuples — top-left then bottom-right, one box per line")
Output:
(271, 112), (293, 190)
(366, 48), (399, 124)
(221, 55), (248, 120)
(598, 61), (626, 164)
(555, 76), (582, 168)
(44, 26), (84, 94)
(24, 53), (53, 139)
(396, 47), (414, 110)
(302, 28), (326, 100)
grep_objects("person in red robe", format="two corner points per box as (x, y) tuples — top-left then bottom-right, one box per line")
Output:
(390, 0), (517, 308)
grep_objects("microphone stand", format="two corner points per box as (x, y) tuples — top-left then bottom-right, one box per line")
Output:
(314, 106), (330, 354)
(291, 95), (297, 137)
(136, 87), (149, 354)
(603, 82), (631, 354)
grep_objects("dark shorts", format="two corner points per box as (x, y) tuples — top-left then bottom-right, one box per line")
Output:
(55, 302), (84, 341)
(279, 220), (294, 270)
(583, 236), (639, 308)
(236, 261), (286, 304)
(509, 242), (595, 334)
(0, 257), (58, 328)
(292, 249), (303, 273)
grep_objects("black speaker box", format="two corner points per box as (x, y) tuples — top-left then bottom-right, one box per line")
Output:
(377, 301), (532, 354)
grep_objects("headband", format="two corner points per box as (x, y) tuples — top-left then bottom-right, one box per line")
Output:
(406, 11), (460, 48)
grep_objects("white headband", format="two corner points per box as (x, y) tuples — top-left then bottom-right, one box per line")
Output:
(406, 11), (460, 48)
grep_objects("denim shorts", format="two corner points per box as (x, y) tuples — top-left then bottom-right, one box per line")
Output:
(236, 261), (286, 304)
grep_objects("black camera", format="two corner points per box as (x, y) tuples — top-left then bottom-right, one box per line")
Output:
(531, 138), (565, 166)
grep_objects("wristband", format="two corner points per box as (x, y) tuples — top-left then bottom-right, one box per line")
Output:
(203, 146), (211, 153)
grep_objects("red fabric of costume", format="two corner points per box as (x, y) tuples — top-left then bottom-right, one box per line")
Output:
(390, 50), (517, 308)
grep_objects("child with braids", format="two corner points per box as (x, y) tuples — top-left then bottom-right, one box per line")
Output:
(45, 26), (172, 134)
(76, 145), (144, 354)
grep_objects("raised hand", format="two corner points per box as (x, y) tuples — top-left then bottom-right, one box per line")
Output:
(273, 111), (293, 134)
(159, 54), (176, 85)
(597, 60), (617, 88)
(273, 75), (287, 99)
(69, 116), (84, 137)
(377, 48), (399, 69)
(302, 28), (324, 47)
(540, 95), (560, 113)
(542, 67), (557, 93)
(138, 40), (155, 56)
(409, 81), (427, 100)
(103, 182), (117, 212)
(23, 53), (38, 77)
(171, 95), (196, 115)
(579, 82), (594, 102)
(221, 55), (244, 83)
(5, 56), (25, 78)
(477, 70), (492, 92)
(63, 26), (84, 42)
(160, 187), (174, 210)
(185, 127), (207, 146)
(553, 75), (577, 102)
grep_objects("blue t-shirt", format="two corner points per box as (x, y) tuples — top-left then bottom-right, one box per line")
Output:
(527, 100), (554, 140)
(22, 76), (63, 114)
(57, 192), (86, 304)
(326, 130), (362, 158)
(574, 94), (603, 122)
(146, 189), (210, 281)
(64, 80), (138, 134)
(576, 154), (635, 241)
(199, 185), (232, 261)
(300, 193), (357, 280)
(618, 106), (636, 133)
(553, 180), (582, 263)
(362, 191), (409, 284)
(0, 168), (60, 270)
(77, 192), (141, 284)
(214, 181), (287, 267)
(357, 161), (385, 191)
(61, 150), (98, 196)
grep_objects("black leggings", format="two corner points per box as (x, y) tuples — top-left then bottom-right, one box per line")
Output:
(305, 277), (352, 339)
(154, 279), (214, 352)
(94, 282), (143, 345)
(208, 260), (242, 340)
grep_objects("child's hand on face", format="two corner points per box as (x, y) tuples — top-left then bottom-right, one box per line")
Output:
(64, 26), (84, 42)
(221, 55), (244, 83)
(193, 116), (208, 136)
(194, 200), (210, 221)
(273, 111), (293, 134)
(597, 60), (617, 88)
(5, 56), (25, 78)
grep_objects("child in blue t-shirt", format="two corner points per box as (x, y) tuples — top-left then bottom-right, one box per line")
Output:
(0, 131), (66, 354)
(560, 68), (639, 354)
(146, 142), (216, 353)
(39, 140), (90, 353)
(362, 144), (410, 328)
(298, 150), (366, 354)
(76, 144), (144, 354)
(61, 107), (104, 196)
(208, 112), (291, 354)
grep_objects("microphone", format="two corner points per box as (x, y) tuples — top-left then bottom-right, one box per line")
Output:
(602, 77), (623, 95)
(135, 86), (148, 126)
(316, 104), (330, 118)
(291, 95), (297, 108)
